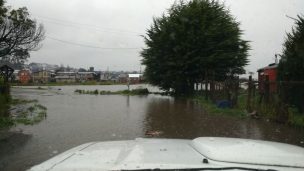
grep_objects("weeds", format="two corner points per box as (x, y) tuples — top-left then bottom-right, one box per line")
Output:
(0, 117), (14, 129)
(14, 103), (47, 125)
(194, 96), (247, 118)
(1, 97), (47, 128)
(75, 88), (150, 96)
(10, 99), (38, 105)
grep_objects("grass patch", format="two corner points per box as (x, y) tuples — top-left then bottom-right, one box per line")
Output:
(194, 96), (247, 118)
(27, 106), (35, 112)
(35, 104), (47, 110)
(0, 94), (10, 116)
(288, 107), (304, 127)
(0, 117), (14, 129)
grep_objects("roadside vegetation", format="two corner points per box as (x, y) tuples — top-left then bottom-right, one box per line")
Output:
(0, 78), (12, 128)
(194, 89), (304, 127)
(194, 94), (247, 118)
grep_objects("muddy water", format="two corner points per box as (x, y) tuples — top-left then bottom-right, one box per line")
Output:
(1, 84), (304, 171)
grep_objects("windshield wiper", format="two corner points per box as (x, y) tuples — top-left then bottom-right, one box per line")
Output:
(121, 167), (278, 171)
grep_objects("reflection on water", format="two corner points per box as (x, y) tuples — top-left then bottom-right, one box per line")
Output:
(0, 84), (304, 171)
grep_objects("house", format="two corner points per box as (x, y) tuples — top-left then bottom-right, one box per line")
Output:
(89, 67), (94, 72)
(55, 72), (76, 83)
(118, 73), (128, 83)
(100, 72), (110, 82)
(257, 63), (278, 93)
(18, 70), (31, 84)
(32, 70), (51, 83)
(76, 72), (94, 82)
(12, 70), (20, 82)
(128, 74), (143, 84)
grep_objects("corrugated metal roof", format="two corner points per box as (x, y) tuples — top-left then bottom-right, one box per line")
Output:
(257, 64), (278, 72)
(128, 74), (142, 78)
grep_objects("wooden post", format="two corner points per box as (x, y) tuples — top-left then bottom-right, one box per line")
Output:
(205, 81), (208, 100)
(210, 71), (215, 102)
(226, 79), (231, 102)
(252, 83), (256, 108)
(264, 75), (270, 104)
(246, 75), (252, 112)
(205, 72), (209, 100)
(234, 76), (239, 107)
(252, 83), (256, 97)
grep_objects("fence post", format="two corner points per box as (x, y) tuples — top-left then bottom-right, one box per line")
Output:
(264, 75), (270, 104)
(246, 75), (252, 112)
(233, 76), (239, 107)
(226, 79), (231, 102)
(205, 71), (209, 100)
(210, 80), (215, 102)
(252, 82), (256, 97)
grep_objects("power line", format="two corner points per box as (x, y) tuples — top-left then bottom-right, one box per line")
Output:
(46, 35), (141, 50)
(35, 15), (144, 36)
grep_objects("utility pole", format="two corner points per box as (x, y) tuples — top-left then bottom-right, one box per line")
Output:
(275, 54), (282, 64)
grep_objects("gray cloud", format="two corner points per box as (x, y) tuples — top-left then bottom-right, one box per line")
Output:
(7, 0), (304, 73)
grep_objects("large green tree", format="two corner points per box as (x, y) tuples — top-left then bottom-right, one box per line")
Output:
(141, 0), (249, 94)
(278, 15), (304, 112)
(0, 0), (44, 64)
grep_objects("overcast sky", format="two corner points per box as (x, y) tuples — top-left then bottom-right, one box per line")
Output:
(6, 0), (304, 73)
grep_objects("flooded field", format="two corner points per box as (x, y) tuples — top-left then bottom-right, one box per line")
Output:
(1, 84), (304, 171)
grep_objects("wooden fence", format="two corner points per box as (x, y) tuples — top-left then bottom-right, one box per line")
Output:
(194, 75), (304, 114)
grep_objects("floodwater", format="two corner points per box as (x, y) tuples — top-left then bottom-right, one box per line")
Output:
(1, 84), (304, 171)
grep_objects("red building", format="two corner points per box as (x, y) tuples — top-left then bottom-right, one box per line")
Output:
(257, 63), (278, 93)
(18, 70), (31, 84)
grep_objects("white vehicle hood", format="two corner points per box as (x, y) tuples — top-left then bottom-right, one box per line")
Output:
(29, 137), (304, 171)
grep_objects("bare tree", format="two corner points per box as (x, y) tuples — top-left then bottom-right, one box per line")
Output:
(0, 4), (45, 62)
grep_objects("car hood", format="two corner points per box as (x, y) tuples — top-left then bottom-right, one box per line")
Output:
(29, 137), (304, 171)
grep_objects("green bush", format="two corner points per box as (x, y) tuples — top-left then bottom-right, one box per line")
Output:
(131, 88), (149, 95)
(288, 107), (304, 127)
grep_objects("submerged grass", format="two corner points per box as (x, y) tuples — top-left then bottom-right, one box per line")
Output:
(14, 103), (47, 125)
(11, 81), (124, 86)
(0, 96), (47, 128)
(10, 98), (38, 105)
(75, 88), (150, 96)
